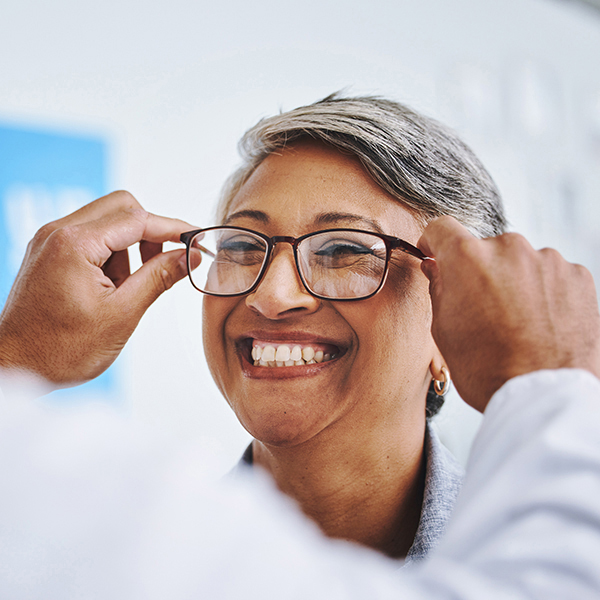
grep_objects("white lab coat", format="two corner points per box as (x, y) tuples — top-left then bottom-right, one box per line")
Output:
(0, 368), (599, 599)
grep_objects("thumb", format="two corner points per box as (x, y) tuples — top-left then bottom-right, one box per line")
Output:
(115, 248), (188, 319)
(421, 258), (442, 309)
(418, 216), (475, 259)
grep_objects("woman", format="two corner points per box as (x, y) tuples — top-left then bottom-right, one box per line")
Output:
(182, 94), (506, 561)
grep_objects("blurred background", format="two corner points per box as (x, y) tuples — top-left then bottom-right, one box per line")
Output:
(1, 0), (599, 473)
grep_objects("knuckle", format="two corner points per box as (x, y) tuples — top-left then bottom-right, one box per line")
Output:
(32, 222), (59, 245)
(48, 224), (76, 244)
(153, 266), (173, 295)
(44, 225), (85, 257)
(497, 232), (529, 250)
(112, 190), (142, 211)
(573, 262), (594, 284)
(539, 246), (561, 260)
(573, 261), (590, 275)
(493, 232), (536, 262)
(538, 247), (567, 271)
(127, 207), (149, 224)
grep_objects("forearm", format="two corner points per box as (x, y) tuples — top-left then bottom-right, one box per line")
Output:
(412, 369), (600, 599)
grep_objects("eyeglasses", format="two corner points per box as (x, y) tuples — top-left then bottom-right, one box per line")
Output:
(180, 226), (426, 301)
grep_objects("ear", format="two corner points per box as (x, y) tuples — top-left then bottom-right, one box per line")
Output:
(429, 344), (448, 381)
(429, 346), (451, 396)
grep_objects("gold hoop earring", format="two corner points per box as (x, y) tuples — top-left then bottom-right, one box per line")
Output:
(433, 366), (451, 396)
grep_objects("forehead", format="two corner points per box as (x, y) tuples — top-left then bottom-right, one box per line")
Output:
(225, 141), (423, 244)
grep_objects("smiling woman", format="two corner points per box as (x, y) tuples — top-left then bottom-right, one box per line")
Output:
(184, 94), (507, 562)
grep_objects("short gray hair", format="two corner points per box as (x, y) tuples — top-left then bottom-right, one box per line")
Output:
(217, 93), (508, 418)
(217, 93), (507, 239)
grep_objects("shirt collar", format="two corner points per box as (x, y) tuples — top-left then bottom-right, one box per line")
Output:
(404, 422), (464, 564)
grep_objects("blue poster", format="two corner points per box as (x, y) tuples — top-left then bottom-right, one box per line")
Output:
(0, 123), (121, 403)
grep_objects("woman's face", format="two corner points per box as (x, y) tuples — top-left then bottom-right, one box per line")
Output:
(203, 141), (440, 447)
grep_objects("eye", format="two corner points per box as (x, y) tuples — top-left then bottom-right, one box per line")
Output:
(216, 235), (266, 265)
(314, 240), (373, 259)
(218, 237), (262, 252)
(310, 239), (386, 272)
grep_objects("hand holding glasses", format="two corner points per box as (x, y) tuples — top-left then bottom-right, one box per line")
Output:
(180, 226), (426, 301)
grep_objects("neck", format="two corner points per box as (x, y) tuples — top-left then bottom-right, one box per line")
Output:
(253, 418), (426, 559)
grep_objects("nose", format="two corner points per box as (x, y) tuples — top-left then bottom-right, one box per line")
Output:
(245, 243), (321, 319)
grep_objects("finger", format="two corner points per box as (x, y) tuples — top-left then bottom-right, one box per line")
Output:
(188, 247), (203, 271)
(420, 258), (444, 316)
(102, 249), (131, 288)
(122, 211), (196, 246)
(420, 258), (439, 283)
(50, 190), (142, 230)
(75, 209), (197, 266)
(418, 216), (475, 259)
(140, 241), (163, 264)
(114, 248), (189, 319)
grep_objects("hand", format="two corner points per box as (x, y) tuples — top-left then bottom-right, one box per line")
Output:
(418, 217), (600, 412)
(0, 191), (197, 388)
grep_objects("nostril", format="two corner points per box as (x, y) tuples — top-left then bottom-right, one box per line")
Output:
(245, 256), (320, 318)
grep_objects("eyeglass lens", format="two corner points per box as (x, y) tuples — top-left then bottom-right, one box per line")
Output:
(188, 228), (388, 299)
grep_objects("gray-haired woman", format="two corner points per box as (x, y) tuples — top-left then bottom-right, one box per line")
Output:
(182, 94), (506, 562)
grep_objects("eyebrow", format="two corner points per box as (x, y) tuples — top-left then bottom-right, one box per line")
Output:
(223, 209), (270, 225)
(223, 209), (386, 235)
(313, 212), (386, 235)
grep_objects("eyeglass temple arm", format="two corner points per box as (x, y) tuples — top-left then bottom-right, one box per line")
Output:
(179, 232), (216, 259)
(392, 238), (429, 261)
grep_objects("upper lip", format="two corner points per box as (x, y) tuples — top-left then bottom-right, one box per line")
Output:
(236, 330), (346, 346)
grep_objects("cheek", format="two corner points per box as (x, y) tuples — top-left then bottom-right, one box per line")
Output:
(373, 299), (435, 409)
(347, 275), (434, 375)
(385, 263), (433, 334)
(201, 297), (217, 354)
(202, 297), (236, 394)
(388, 283), (433, 360)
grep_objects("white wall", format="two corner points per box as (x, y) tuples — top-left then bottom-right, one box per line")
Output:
(1, 0), (599, 472)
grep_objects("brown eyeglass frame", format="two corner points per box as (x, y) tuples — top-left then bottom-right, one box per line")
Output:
(180, 226), (427, 301)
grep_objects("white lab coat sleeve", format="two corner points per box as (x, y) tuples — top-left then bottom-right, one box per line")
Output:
(0, 369), (599, 600)
(408, 368), (600, 600)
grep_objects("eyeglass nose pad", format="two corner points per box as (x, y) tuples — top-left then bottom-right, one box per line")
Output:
(246, 241), (319, 316)
(261, 238), (306, 290)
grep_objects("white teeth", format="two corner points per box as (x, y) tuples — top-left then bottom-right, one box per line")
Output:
(302, 347), (315, 361)
(251, 342), (338, 368)
(275, 345), (291, 362)
(261, 345), (276, 362)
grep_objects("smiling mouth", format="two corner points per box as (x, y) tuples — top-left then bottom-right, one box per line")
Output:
(248, 340), (341, 367)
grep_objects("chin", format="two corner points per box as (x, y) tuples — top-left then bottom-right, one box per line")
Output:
(238, 405), (323, 448)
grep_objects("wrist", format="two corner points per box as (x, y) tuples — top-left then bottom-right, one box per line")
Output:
(0, 326), (30, 373)
(0, 328), (49, 396)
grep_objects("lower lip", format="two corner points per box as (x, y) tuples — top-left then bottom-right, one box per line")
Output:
(239, 351), (338, 379)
